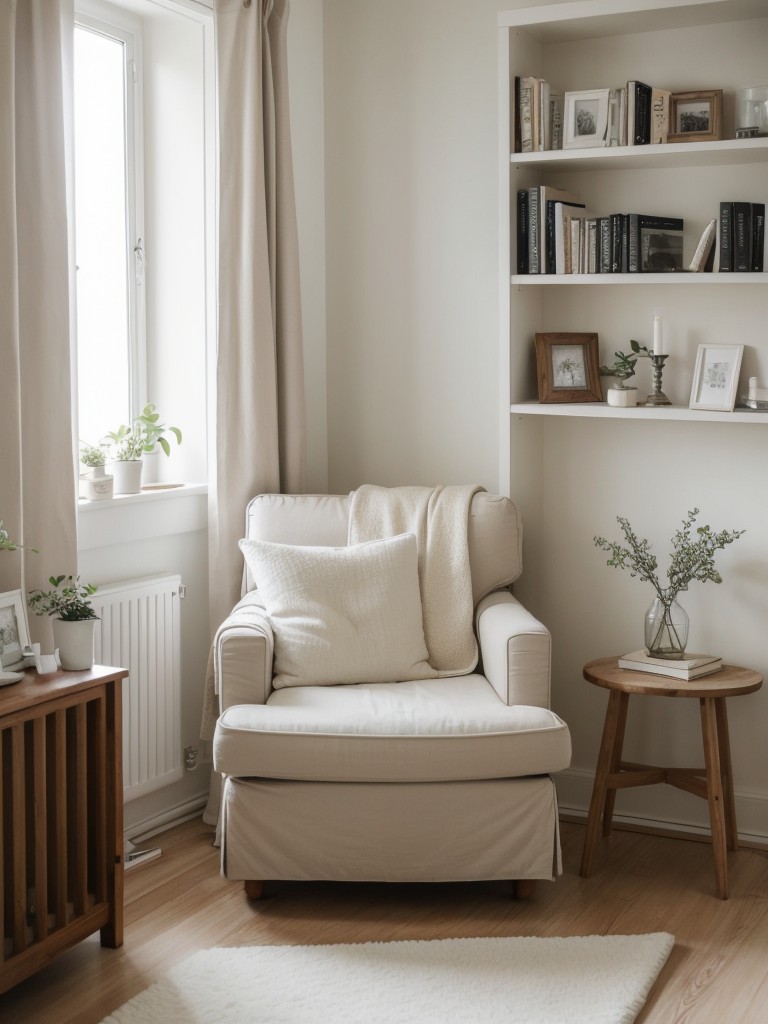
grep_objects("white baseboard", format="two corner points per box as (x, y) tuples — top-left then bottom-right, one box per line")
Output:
(125, 792), (210, 844)
(556, 767), (768, 849)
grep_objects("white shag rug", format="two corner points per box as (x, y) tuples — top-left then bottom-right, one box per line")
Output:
(102, 933), (674, 1024)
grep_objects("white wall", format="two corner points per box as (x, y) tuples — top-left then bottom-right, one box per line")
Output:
(319, 0), (768, 840)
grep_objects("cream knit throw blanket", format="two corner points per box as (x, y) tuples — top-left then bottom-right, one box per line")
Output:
(348, 484), (483, 676)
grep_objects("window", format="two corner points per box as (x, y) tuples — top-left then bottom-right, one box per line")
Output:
(74, 7), (144, 449)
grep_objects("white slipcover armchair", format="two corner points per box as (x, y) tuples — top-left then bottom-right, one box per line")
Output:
(212, 491), (571, 898)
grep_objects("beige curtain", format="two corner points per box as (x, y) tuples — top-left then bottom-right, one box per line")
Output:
(203, 0), (306, 821)
(209, 0), (306, 630)
(0, 0), (77, 648)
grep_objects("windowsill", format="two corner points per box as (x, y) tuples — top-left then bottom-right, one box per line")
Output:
(78, 482), (207, 511)
(78, 483), (208, 551)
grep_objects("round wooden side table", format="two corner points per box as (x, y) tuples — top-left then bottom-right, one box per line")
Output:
(579, 656), (762, 899)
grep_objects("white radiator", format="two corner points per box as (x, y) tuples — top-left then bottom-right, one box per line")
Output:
(92, 574), (183, 802)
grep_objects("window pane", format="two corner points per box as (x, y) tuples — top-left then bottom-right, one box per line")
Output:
(74, 26), (131, 447)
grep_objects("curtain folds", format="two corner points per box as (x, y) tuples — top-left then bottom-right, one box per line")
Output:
(204, 0), (306, 823)
(0, 0), (77, 648)
(210, 0), (306, 631)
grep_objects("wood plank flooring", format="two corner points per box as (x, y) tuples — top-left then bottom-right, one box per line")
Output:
(1, 817), (767, 1023)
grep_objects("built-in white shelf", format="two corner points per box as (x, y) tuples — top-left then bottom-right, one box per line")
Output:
(510, 402), (768, 424)
(511, 138), (768, 173)
(511, 272), (766, 285)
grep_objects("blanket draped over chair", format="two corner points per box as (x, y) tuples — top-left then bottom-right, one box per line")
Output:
(348, 483), (483, 677)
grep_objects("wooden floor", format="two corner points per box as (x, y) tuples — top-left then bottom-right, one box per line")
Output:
(2, 817), (768, 1023)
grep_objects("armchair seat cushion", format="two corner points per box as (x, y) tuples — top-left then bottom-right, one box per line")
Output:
(214, 676), (571, 783)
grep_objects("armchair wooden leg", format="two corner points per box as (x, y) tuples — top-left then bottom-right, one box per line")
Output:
(244, 880), (265, 900)
(513, 879), (537, 899)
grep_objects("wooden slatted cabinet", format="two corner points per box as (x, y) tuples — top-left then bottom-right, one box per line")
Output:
(0, 665), (127, 994)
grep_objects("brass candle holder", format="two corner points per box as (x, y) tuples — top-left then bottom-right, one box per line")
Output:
(644, 353), (671, 407)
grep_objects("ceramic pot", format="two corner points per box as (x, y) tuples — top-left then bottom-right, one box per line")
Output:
(53, 617), (98, 671)
(110, 459), (143, 495)
(607, 386), (638, 408)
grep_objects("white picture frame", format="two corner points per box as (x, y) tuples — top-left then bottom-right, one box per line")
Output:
(689, 344), (744, 412)
(563, 89), (610, 149)
(0, 589), (30, 671)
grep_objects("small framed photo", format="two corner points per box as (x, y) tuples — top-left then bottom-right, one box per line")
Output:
(689, 344), (744, 411)
(668, 90), (723, 143)
(535, 332), (603, 403)
(0, 590), (30, 671)
(563, 89), (610, 149)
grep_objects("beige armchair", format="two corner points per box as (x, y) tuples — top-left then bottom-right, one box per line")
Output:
(212, 490), (571, 898)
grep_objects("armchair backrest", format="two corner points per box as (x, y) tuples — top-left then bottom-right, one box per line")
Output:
(243, 491), (522, 606)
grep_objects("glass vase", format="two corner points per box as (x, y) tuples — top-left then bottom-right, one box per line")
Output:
(644, 597), (689, 660)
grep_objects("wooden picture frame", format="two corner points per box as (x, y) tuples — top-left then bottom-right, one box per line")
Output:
(563, 89), (610, 149)
(535, 333), (603, 403)
(0, 589), (30, 672)
(668, 90), (723, 143)
(689, 343), (743, 412)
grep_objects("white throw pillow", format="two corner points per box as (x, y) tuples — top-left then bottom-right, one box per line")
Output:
(239, 533), (437, 688)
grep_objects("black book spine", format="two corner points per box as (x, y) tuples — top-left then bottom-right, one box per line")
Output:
(751, 203), (765, 272)
(628, 213), (640, 272)
(516, 189), (529, 274)
(598, 217), (612, 273)
(514, 77), (522, 155)
(620, 214), (629, 273)
(528, 187), (540, 274)
(733, 202), (752, 272)
(634, 83), (651, 145)
(610, 213), (623, 272)
(719, 202), (733, 272)
(545, 200), (557, 275)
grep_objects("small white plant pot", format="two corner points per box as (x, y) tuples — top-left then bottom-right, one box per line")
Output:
(607, 386), (638, 408)
(82, 466), (113, 501)
(110, 459), (143, 494)
(53, 617), (98, 671)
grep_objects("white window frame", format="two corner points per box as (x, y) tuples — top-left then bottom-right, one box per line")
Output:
(74, 0), (147, 427)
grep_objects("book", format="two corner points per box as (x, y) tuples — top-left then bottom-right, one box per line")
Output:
(627, 81), (652, 145)
(650, 88), (671, 144)
(733, 201), (752, 271)
(518, 76), (536, 153)
(751, 202), (765, 272)
(610, 213), (624, 272)
(549, 91), (563, 150)
(688, 218), (717, 272)
(551, 200), (586, 274)
(607, 87), (623, 147)
(628, 214), (684, 272)
(586, 218), (598, 274)
(719, 202), (733, 271)
(539, 79), (551, 151)
(618, 649), (723, 680)
(529, 185), (580, 274)
(598, 217), (612, 273)
(513, 77), (522, 154)
(516, 189), (529, 274)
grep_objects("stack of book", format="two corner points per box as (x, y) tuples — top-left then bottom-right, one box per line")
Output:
(618, 649), (723, 680)
(514, 76), (562, 153)
(719, 202), (765, 272)
(517, 189), (684, 275)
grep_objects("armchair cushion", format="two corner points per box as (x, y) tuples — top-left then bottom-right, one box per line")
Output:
(214, 676), (571, 783)
(239, 532), (436, 688)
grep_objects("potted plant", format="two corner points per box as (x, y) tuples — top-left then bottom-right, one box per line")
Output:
(105, 404), (182, 494)
(599, 341), (651, 408)
(79, 442), (113, 501)
(28, 575), (99, 670)
(594, 509), (744, 660)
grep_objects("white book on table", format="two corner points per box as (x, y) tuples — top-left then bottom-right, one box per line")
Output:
(618, 649), (722, 680)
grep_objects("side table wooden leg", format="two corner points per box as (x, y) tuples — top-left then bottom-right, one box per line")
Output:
(701, 696), (728, 900)
(714, 698), (738, 852)
(602, 690), (629, 837)
(580, 690), (628, 878)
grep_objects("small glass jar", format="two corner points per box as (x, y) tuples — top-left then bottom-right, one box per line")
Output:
(736, 86), (768, 137)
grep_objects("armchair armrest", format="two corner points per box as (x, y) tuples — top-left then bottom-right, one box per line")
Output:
(214, 591), (274, 713)
(475, 590), (551, 708)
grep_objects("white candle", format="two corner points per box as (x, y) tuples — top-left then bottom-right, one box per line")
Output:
(653, 315), (663, 355)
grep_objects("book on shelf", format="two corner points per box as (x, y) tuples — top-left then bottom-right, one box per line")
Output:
(650, 88), (671, 144)
(518, 76), (537, 153)
(719, 202), (733, 271)
(516, 76), (558, 152)
(733, 201), (752, 272)
(618, 649), (723, 680)
(551, 200), (586, 274)
(598, 217), (612, 273)
(688, 218), (717, 272)
(752, 203), (765, 272)
(607, 87), (624, 147)
(528, 185), (580, 273)
(627, 214), (684, 272)
(627, 80), (652, 145)
(516, 189), (529, 274)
